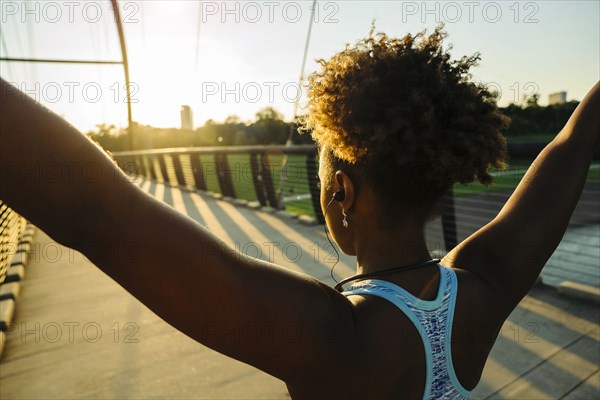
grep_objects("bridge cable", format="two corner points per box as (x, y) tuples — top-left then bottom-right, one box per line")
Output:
(277, 0), (318, 209)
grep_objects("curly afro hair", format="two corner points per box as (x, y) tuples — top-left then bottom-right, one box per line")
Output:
(301, 24), (510, 225)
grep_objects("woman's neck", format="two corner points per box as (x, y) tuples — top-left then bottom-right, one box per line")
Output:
(353, 224), (432, 276)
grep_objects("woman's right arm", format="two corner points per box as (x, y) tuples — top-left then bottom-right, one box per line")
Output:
(0, 78), (357, 384)
(443, 81), (600, 313)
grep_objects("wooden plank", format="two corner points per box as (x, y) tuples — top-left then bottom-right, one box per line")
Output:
(0, 229), (287, 399)
(489, 330), (599, 399)
(562, 369), (600, 400)
(472, 289), (599, 398)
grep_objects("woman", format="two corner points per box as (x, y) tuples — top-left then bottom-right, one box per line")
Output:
(0, 26), (598, 399)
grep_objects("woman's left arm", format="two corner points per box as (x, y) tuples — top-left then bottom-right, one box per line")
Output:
(0, 78), (357, 383)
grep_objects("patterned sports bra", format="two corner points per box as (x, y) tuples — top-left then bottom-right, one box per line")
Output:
(341, 264), (472, 399)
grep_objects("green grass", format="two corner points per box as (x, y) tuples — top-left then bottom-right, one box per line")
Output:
(193, 153), (316, 216)
(199, 154), (222, 193)
(453, 161), (600, 196)
(284, 202), (316, 217)
(266, 154), (312, 191)
(176, 153), (598, 218)
(226, 154), (258, 202)
(263, 153), (315, 216)
(453, 162), (529, 197)
(588, 164), (600, 180)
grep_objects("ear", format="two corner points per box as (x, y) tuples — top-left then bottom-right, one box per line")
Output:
(334, 170), (355, 212)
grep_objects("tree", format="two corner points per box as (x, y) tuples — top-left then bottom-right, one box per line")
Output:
(224, 115), (242, 125)
(500, 99), (579, 137)
(524, 92), (540, 108)
(88, 123), (118, 137)
(255, 107), (284, 122)
(252, 107), (287, 144)
(86, 123), (129, 151)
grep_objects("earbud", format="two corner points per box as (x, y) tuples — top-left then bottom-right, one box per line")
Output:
(333, 189), (345, 202)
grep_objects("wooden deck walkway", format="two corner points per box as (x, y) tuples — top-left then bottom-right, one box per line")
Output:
(1, 180), (598, 399)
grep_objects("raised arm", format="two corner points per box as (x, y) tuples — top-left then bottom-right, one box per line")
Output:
(443, 81), (600, 313)
(0, 78), (356, 383)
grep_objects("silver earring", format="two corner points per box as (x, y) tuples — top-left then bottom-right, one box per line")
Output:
(342, 211), (348, 228)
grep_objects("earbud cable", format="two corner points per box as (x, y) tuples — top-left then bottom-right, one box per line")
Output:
(322, 197), (341, 285)
(321, 194), (440, 292)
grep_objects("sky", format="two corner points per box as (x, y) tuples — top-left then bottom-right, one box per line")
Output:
(1, 0), (599, 133)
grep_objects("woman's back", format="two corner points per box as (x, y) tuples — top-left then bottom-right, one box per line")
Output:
(286, 263), (502, 399)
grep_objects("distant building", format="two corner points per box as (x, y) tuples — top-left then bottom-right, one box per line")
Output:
(181, 105), (193, 130)
(548, 91), (567, 105)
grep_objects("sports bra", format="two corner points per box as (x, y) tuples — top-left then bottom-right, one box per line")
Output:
(341, 264), (472, 399)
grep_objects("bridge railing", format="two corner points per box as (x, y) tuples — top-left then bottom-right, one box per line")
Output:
(112, 145), (324, 222)
(0, 202), (27, 285)
(112, 143), (599, 281)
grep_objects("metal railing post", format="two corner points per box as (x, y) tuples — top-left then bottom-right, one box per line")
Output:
(190, 154), (207, 191)
(157, 155), (169, 185)
(260, 152), (279, 208)
(306, 151), (325, 224)
(172, 155), (187, 187)
(250, 153), (268, 206)
(148, 156), (158, 180)
(215, 154), (236, 198)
